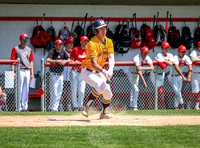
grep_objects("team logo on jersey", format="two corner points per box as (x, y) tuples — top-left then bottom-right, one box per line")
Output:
(78, 54), (86, 58)
(23, 51), (27, 57)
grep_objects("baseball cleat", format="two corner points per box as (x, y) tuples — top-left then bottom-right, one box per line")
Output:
(99, 113), (113, 119)
(195, 105), (199, 110)
(133, 107), (138, 110)
(81, 106), (89, 117)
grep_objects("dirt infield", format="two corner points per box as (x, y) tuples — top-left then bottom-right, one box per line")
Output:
(0, 114), (200, 127)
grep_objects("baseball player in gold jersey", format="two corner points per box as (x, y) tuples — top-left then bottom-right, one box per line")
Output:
(81, 19), (115, 119)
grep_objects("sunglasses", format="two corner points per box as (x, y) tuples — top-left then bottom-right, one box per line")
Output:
(142, 52), (149, 55)
(22, 38), (29, 41)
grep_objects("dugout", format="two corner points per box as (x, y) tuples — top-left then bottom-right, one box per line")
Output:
(0, 1), (199, 111)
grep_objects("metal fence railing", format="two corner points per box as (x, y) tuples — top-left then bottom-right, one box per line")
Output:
(42, 59), (200, 112)
(0, 60), (20, 112)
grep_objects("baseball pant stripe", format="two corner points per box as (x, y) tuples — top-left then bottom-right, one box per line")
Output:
(102, 98), (111, 104)
(92, 91), (99, 98)
(92, 89), (100, 96)
(92, 89), (100, 97)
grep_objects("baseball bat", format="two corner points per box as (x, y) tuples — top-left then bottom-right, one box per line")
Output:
(165, 11), (169, 38)
(40, 13), (46, 26)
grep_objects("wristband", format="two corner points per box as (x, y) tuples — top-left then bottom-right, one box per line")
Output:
(188, 69), (193, 72)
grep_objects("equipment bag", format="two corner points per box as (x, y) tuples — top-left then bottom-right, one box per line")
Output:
(58, 25), (70, 43)
(167, 15), (181, 48)
(154, 24), (166, 46)
(181, 25), (192, 50)
(87, 16), (95, 40)
(74, 13), (88, 47)
(46, 25), (57, 51)
(129, 13), (142, 49)
(167, 26), (181, 48)
(153, 12), (166, 46)
(140, 22), (157, 49)
(194, 21), (200, 48)
(114, 21), (131, 54)
(31, 25), (51, 48)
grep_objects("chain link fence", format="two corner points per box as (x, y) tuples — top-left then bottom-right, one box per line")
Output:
(0, 60), (20, 112)
(43, 60), (200, 111)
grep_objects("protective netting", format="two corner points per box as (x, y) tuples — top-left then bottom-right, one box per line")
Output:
(44, 63), (199, 111)
(0, 63), (18, 112)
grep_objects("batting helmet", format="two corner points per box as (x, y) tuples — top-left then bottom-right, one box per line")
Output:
(20, 33), (29, 40)
(161, 42), (170, 48)
(92, 19), (107, 35)
(65, 37), (74, 44)
(141, 46), (149, 53)
(178, 45), (187, 52)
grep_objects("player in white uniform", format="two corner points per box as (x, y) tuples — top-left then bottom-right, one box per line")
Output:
(129, 46), (154, 110)
(70, 36), (88, 111)
(59, 37), (74, 111)
(169, 45), (192, 109)
(0, 86), (7, 112)
(47, 39), (73, 111)
(10, 33), (34, 112)
(150, 42), (173, 109)
(189, 41), (200, 110)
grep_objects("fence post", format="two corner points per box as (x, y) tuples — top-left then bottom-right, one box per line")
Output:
(155, 66), (158, 110)
(17, 58), (21, 112)
(41, 58), (45, 112)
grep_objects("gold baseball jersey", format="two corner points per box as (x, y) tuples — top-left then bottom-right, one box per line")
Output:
(81, 36), (114, 71)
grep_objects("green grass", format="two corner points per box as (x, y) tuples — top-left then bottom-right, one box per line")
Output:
(0, 110), (200, 147)
(0, 126), (200, 148)
(0, 109), (199, 116)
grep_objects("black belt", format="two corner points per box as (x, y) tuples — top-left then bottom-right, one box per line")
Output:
(86, 68), (99, 73)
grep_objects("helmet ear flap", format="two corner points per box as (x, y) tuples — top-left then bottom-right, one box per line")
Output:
(93, 29), (98, 35)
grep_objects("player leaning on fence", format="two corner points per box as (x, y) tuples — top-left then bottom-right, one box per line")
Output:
(129, 46), (154, 110)
(189, 41), (200, 110)
(46, 39), (73, 111)
(150, 42), (173, 109)
(81, 19), (115, 119)
(169, 45), (192, 109)
(10, 33), (34, 112)
(0, 86), (7, 112)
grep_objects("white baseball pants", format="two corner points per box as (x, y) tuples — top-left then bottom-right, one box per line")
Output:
(128, 73), (139, 108)
(49, 73), (63, 111)
(150, 71), (165, 87)
(20, 69), (30, 111)
(81, 68), (112, 100)
(70, 69), (86, 108)
(169, 76), (183, 108)
(191, 73), (200, 93)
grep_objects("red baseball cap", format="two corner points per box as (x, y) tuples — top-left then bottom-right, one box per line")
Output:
(20, 33), (29, 40)
(161, 42), (170, 48)
(198, 41), (200, 47)
(178, 45), (187, 52)
(54, 39), (63, 45)
(65, 37), (74, 44)
(80, 36), (89, 42)
(141, 46), (149, 53)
